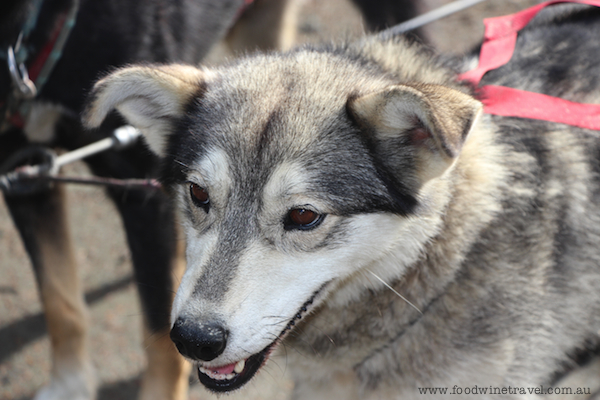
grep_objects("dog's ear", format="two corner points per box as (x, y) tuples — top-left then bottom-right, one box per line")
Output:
(83, 64), (206, 157)
(348, 84), (482, 183)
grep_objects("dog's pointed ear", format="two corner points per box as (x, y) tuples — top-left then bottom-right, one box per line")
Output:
(348, 84), (482, 182)
(83, 64), (207, 157)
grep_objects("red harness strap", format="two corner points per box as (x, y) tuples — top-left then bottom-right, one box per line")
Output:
(27, 13), (68, 84)
(458, 0), (600, 130)
(2, 9), (72, 131)
(4, 19), (66, 130)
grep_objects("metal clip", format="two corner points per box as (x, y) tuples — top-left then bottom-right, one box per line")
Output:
(7, 45), (37, 99)
(0, 146), (56, 195)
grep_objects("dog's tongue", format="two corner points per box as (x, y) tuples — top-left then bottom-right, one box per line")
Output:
(209, 362), (236, 375)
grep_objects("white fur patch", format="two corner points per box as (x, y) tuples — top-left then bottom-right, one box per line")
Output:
(262, 161), (310, 201)
(24, 102), (65, 143)
(33, 358), (96, 400)
(171, 230), (219, 324)
(194, 148), (232, 190)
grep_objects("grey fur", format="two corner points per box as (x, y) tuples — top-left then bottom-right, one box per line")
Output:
(84, 4), (600, 399)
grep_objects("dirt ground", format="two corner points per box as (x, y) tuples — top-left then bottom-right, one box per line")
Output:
(0, 1), (541, 399)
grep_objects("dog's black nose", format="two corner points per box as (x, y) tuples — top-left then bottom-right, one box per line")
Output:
(170, 317), (228, 362)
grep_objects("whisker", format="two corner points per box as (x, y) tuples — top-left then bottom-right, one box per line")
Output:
(284, 327), (326, 357)
(174, 159), (190, 168)
(366, 269), (422, 315)
(266, 355), (287, 377)
(141, 329), (171, 351)
(261, 315), (292, 327)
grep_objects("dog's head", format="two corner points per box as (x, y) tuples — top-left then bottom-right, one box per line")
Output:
(84, 49), (481, 392)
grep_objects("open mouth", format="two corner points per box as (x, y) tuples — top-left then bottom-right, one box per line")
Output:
(197, 343), (274, 392)
(196, 283), (328, 392)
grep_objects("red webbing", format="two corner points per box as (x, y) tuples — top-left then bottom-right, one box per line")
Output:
(458, 0), (600, 129)
(27, 13), (67, 82)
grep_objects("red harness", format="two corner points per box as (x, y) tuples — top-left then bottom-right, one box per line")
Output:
(1, 3), (76, 131)
(458, 0), (600, 130)
(5, 16), (68, 129)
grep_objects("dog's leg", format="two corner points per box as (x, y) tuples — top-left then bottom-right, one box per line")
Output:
(105, 186), (190, 400)
(66, 119), (190, 400)
(55, 114), (189, 399)
(1, 135), (95, 400)
(13, 188), (96, 400)
(225, 0), (299, 52)
(138, 239), (191, 400)
(139, 328), (191, 400)
(1, 130), (95, 400)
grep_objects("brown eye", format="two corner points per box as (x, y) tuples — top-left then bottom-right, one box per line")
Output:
(285, 208), (324, 231)
(189, 183), (209, 211)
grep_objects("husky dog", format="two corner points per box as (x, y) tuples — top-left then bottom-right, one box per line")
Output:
(84, 4), (600, 399)
(1, 1), (299, 399)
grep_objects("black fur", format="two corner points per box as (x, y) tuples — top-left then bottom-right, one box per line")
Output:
(350, 0), (421, 33)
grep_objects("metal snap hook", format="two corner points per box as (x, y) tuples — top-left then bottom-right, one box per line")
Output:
(7, 45), (37, 99)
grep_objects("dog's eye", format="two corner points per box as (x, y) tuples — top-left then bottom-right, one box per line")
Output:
(285, 208), (324, 231)
(189, 183), (210, 211)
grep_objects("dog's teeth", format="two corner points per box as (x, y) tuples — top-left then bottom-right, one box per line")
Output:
(199, 365), (237, 381)
(234, 359), (245, 374)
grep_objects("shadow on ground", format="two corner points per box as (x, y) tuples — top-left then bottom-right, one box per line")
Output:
(11, 375), (141, 400)
(0, 275), (133, 365)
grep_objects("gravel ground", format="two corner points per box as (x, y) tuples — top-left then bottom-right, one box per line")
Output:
(0, 1), (541, 399)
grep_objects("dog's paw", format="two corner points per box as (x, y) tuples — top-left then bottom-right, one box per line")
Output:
(34, 362), (97, 400)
